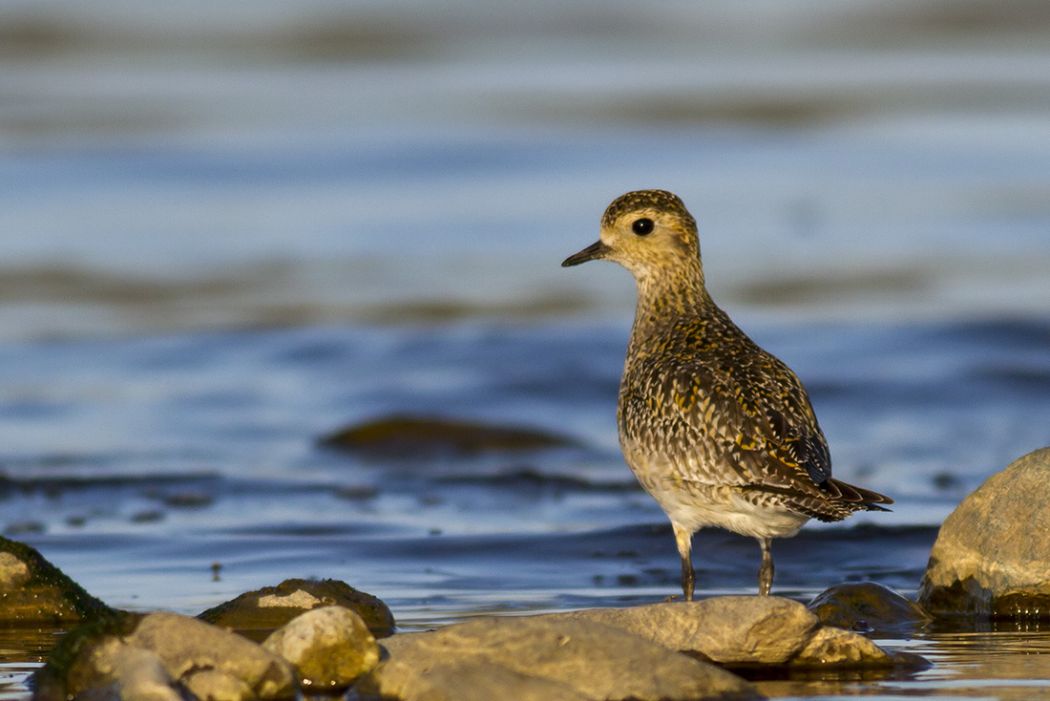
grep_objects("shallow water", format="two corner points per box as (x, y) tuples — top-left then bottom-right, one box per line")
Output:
(2, 319), (1049, 698)
(2, 1), (1050, 699)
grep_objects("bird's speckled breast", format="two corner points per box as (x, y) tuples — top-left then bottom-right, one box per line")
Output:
(616, 300), (820, 536)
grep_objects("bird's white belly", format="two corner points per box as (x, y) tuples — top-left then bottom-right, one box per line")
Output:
(627, 456), (810, 539)
(660, 489), (809, 539)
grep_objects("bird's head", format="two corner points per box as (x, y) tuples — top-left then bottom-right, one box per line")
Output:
(561, 190), (701, 279)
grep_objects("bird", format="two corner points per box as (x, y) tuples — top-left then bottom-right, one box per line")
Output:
(562, 189), (892, 599)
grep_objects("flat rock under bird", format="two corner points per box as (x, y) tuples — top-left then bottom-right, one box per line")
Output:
(562, 189), (892, 599)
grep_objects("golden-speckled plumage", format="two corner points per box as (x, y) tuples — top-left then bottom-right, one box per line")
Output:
(563, 189), (891, 598)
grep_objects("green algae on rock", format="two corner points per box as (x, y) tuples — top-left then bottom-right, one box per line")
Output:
(318, 414), (577, 457)
(808, 582), (931, 634)
(0, 536), (113, 624)
(198, 577), (395, 638)
(919, 447), (1050, 619)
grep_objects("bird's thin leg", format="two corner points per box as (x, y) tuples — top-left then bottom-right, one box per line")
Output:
(758, 537), (774, 596)
(672, 523), (695, 601)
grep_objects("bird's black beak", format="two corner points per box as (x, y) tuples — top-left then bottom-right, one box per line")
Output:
(561, 240), (610, 267)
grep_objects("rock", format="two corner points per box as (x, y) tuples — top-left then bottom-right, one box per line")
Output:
(64, 638), (178, 701)
(0, 536), (113, 624)
(198, 578), (394, 638)
(808, 582), (931, 634)
(919, 447), (1050, 618)
(0, 551), (30, 588)
(548, 597), (816, 665)
(182, 669), (254, 701)
(127, 612), (295, 698)
(535, 597), (925, 671)
(791, 626), (892, 666)
(362, 659), (594, 701)
(359, 615), (760, 701)
(318, 414), (577, 458)
(792, 625), (929, 670)
(262, 606), (379, 689)
(36, 611), (296, 701)
(34, 613), (151, 701)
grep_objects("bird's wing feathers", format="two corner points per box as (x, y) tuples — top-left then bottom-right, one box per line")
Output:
(686, 353), (830, 486)
(621, 344), (831, 492)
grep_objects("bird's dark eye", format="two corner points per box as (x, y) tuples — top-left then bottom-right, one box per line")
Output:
(631, 218), (654, 236)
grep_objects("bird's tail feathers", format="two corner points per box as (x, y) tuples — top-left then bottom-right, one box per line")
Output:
(821, 477), (893, 512)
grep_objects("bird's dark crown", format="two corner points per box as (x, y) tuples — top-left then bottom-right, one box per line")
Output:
(601, 190), (696, 231)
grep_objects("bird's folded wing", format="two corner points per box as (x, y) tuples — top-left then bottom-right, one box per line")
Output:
(622, 353), (832, 493)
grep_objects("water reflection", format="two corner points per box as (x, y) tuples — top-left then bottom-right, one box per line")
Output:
(759, 624), (1050, 699)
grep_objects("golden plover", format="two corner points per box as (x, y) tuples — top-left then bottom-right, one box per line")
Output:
(562, 189), (891, 599)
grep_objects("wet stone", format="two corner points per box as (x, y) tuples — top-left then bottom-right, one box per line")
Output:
(262, 605), (380, 690)
(990, 591), (1050, 619)
(0, 535), (113, 624)
(920, 447), (1050, 618)
(544, 597), (816, 665)
(198, 577), (395, 638)
(39, 611), (296, 701)
(792, 626), (893, 667)
(360, 614), (760, 701)
(128, 612), (296, 698)
(808, 582), (931, 634)
(318, 413), (577, 458)
(536, 597), (923, 671)
(361, 659), (594, 701)
(182, 669), (254, 701)
(71, 639), (179, 701)
(34, 613), (149, 701)
(0, 552), (30, 588)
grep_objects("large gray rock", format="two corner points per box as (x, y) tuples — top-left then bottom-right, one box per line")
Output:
(262, 606), (379, 689)
(0, 536), (113, 624)
(358, 615), (760, 701)
(538, 597), (916, 669)
(198, 578), (394, 638)
(920, 447), (1050, 618)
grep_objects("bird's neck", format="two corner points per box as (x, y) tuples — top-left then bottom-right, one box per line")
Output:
(628, 259), (710, 350)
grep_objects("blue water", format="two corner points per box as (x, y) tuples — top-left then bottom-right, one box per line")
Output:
(2, 1), (1050, 698)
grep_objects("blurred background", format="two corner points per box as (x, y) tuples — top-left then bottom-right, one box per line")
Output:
(3, 0), (1050, 338)
(1, 0), (1049, 618)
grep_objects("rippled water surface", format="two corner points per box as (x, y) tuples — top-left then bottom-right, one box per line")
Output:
(2, 1), (1050, 699)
